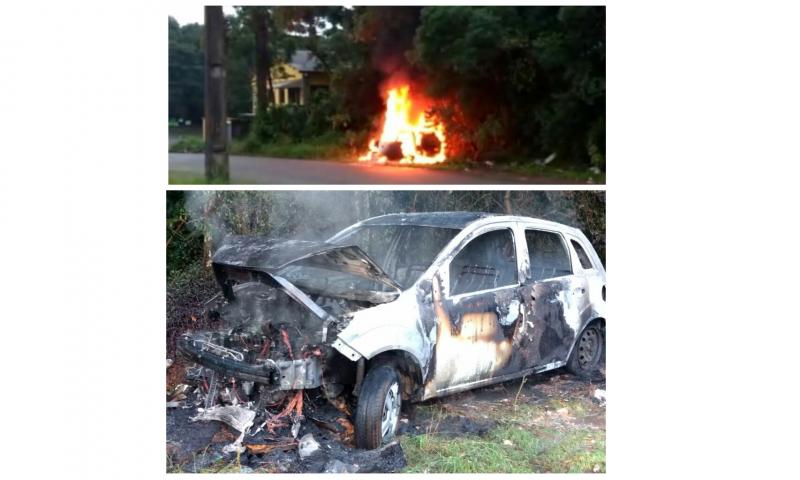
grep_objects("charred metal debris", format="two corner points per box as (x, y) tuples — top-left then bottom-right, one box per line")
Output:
(170, 212), (607, 457)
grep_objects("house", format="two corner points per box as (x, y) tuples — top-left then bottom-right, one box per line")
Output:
(253, 50), (330, 110)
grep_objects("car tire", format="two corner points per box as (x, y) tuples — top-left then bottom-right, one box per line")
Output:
(355, 365), (402, 450)
(567, 323), (605, 378)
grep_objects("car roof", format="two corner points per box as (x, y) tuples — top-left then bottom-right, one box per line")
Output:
(358, 212), (499, 229)
(357, 211), (580, 234)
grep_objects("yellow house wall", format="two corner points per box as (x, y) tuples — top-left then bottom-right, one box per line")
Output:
(251, 64), (331, 109)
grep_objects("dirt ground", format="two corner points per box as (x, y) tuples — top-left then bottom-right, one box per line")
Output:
(166, 363), (606, 473)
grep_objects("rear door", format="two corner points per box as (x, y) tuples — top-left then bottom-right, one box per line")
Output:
(520, 228), (589, 366)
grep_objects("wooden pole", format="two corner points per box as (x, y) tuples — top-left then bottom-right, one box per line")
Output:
(204, 6), (229, 182)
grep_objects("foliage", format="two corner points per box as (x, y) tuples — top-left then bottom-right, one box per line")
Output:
(166, 191), (203, 276)
(232, 131), (352, 160)
(247, 90), (338, 142)
(169, 136), (204, 153)
(168, 17), (204, 122)
(413, 6), (605, 166)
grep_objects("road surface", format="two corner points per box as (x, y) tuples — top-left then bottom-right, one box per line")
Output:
(169, 153), (583, 185)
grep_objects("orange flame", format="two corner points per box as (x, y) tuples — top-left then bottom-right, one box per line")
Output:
(359, 85), (447, 164)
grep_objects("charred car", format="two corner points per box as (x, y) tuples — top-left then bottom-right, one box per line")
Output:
(177, 212), (606, 449)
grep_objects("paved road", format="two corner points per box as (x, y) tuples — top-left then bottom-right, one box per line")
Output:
(169, 153), (582, 185)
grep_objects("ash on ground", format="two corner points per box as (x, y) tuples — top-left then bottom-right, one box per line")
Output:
(166, 361), (605, 473)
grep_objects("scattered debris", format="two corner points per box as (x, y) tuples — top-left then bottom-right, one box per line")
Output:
(166, 401), (182, 409)
(324, 459), (359, 473)
(192, 404), (257, 454)
(167, 360), (604, 473)
(246, 443), (294, 455)
(167, 358), (173, 369)
(298, 433), (320, 458)
(535, 153), (557, 166)
(168, 383), (191, 402)
(192, 405), (256, 434)
(211, 426), (238, 444)
(593, 388), (607, 405)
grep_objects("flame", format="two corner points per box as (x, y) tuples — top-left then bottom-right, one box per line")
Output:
(359, 85), (447, 164)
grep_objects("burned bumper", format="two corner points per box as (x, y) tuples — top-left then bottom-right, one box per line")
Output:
(177, 334), (322, 390)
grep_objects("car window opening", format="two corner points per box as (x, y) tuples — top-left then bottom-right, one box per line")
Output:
(525, 230), (573, 281)
(449, 229), (517, 295)
(570, 239), (594, 270)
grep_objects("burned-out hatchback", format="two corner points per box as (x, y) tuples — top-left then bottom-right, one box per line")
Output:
(177, 212), (606, 449)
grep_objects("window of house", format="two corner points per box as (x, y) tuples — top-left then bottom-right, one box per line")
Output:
(525, 230), (572, 281)
(449, 229), (518, 296)
(570, 239), (594, 270)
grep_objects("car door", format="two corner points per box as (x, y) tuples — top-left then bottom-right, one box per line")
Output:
(426, 225), (527, 395)
(520, 227), (590, 367)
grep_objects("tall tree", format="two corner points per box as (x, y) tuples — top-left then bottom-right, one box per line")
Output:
(248, 7), (272, 112)
(204, 6), (229, 181)
(168, 17), (204, 122)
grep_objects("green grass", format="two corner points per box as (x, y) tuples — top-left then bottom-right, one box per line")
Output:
(401, 424), (604, 473)
(400, 400), (605, 473)
(230, 132), (354, 161)
(421, 157), (604, 183)
(168, 132), (356, 161)
(169, 173), (229, 185)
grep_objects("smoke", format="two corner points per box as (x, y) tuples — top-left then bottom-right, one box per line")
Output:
(179, 191), (605, 263)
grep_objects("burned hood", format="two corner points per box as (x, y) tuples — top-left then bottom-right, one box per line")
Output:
(212, 236), (402, 292)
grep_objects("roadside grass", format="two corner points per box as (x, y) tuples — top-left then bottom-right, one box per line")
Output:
(230, 132), (355, 161)
(170, 136), (204, 154)
(401, 399), (605, 473)
(421, 157), (605, 183)
(168, 131), (357, 161)
(167, 131), (604, 183)
(169, 173), (229, 185)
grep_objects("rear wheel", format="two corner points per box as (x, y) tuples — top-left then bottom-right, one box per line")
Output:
(354, 365), (402, 449)
(567, 323), (605, 377)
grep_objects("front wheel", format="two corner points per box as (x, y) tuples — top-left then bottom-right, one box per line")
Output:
(567, 323), (605, 377)
(354, 365), (402, 449)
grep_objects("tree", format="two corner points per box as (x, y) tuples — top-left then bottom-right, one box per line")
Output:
(247, 7), (272, 112)
(413, 6), (605, 166)
(168, 17), (204, 122)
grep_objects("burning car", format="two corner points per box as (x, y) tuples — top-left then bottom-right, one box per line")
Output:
(177, 212), (606, 449)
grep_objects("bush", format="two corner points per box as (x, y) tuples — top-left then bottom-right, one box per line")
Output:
(249, 90), (338, 144)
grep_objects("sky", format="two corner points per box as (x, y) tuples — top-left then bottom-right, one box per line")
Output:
(168, 5), (237, 26)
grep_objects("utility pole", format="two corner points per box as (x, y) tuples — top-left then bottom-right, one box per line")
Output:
(204, 6), (229, 182)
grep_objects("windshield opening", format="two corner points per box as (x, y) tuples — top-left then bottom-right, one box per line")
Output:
(277, 225), (459, 295)
(332, 224), (459, 289)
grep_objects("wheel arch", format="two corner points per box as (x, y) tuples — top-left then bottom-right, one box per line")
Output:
(366, 348), (425, 401)
(566, 316), (606, 360)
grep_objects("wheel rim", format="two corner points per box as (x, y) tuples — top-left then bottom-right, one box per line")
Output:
(577, 327), (600, 369)
(381, 382), (401, 441)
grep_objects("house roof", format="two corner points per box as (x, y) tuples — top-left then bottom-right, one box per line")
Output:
(288, 50), (323, 72)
